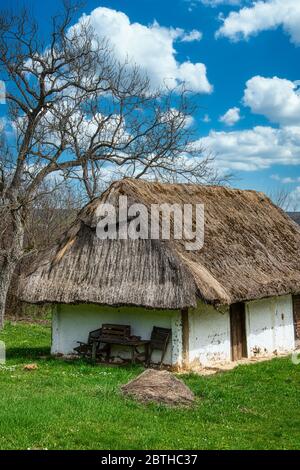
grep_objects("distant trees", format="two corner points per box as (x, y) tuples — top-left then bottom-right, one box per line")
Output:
(23, 180), (82, 251)
(3, 178), (82, 319)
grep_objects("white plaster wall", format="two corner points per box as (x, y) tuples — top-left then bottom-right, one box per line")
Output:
(189, 302), (231, 366)
(51, 304), (182, 365)
(51, 295), (296, 368)
(246, 295), (295, 357)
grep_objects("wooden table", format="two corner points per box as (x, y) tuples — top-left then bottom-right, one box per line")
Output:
(91, 337), (150, 364)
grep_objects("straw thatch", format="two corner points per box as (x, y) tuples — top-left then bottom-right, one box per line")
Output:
(19, 179), (300, 308)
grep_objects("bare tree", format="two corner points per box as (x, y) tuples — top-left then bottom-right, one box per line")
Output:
(0, 2), (220, 327)
(3, 177), (83, 319)
(24, 178), (83, 251)
(268, 187), (298, 212)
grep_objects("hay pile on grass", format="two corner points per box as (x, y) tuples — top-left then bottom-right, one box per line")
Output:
(121, 369), (195, 407)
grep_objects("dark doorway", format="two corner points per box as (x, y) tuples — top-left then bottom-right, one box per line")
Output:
(230, 303), (247, 361)
(293, 295), (300, 346)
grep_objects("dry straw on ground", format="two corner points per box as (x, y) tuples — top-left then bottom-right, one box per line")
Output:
(23, 364), (38, 371)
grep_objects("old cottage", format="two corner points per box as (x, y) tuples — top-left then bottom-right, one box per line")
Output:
(19, 179), (300, 367)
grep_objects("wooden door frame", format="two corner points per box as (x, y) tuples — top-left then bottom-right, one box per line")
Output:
(181, 308), (189, 368)
(293, 295), (300, 342)
(230, 303), (247, 361)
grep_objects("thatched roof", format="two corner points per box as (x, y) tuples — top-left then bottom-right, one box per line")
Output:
(19, 179), (300, 309)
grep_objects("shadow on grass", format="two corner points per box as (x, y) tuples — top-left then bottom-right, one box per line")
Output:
(6, 348), (144, 372)
(6, 347), (51, 360)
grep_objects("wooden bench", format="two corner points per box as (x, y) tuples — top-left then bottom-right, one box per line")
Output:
(100, 324), (131, 344)
(147, 326), (172, 367)
(73, 328), (103, 359)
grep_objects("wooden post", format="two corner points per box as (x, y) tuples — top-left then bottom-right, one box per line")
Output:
(181, 308), (189, 369)
(293, 295), (300, 342)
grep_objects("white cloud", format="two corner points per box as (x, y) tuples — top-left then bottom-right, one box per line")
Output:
(184, 115), (196, 128)
(284, 177), (300, 184)
(180, 29), (203, 42)
(199, 74), (300, 174)
(219, 107), (241, 126)
(0, 117), (5, 132)
(216, 0), (300, 46)
(202, 114), (211, 123)
(199, 125), (300, 171)
(160, 108), (195, 128)
(271, 174), (300, 184)
(195, 73), (300, 177)
(200, 0), (242, 6)
(271, 174), (281, 181)
(77, 7), (211, 93)
(0, 116), (15, 138)
(243, 76), (300, 126)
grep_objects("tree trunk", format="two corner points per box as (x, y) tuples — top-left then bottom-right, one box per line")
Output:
(0, 210), (25, 329)
(0, 259), (16, 328)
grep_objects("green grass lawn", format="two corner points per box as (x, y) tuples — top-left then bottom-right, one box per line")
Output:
(0, 321), (300, 450)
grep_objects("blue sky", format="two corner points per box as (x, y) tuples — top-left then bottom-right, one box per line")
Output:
(2, 0), (300, 207)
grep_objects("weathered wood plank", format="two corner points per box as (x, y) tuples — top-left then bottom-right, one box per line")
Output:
(230, 303), (247, 361)
(293, 295), (300, 340)
(181, 308), (189, 368)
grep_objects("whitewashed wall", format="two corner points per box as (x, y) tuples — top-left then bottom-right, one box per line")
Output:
(51, 294), (296, 368)
(246, 295), (295, 357)
(188, 302), (231, 366)
(52, 304), (182, 365)
(188, 295), (295, 366)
